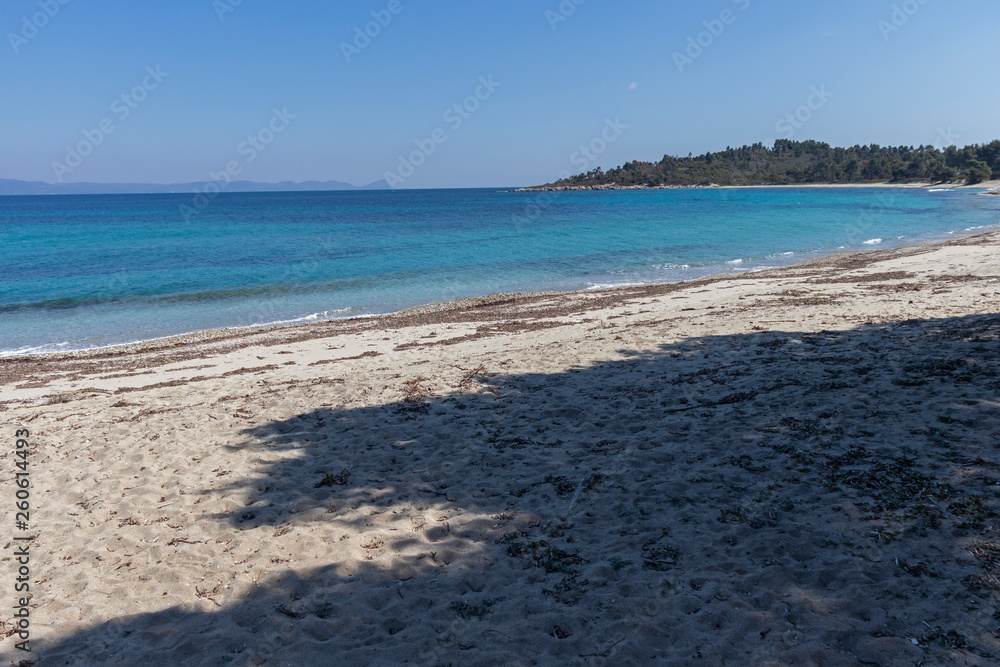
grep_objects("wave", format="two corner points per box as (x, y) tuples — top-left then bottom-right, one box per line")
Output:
(862, 238), (883, 245)
(0, 341), (72, 358)
(648, 263), (691, 270)
(585, 281), (650, 291)
(254, 307), (361, 327)
(0, 306), (371, 357)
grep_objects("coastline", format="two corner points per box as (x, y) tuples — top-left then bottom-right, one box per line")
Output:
(3, 228), (999, 402)
(4, 230), (1000, 664)
(513, 179), (1000, 192)
(4, 215), (997, 365)
(6, 184), (999, 361)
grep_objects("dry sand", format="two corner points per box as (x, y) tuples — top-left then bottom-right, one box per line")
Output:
(3, 231), (1000, 665)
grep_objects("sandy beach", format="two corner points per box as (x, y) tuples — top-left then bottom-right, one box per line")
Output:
(3, 230), (1000, 665)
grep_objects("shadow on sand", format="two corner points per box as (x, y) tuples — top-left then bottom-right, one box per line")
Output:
(37, 313), (1000, 666)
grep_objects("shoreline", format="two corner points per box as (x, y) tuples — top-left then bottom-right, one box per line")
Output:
(3, 227), (999, 403)
(6, 184), (999, 362)
(1, 223), (994, 367)
(513, 180), (1000, 192)
(4, 228), (1000, 664)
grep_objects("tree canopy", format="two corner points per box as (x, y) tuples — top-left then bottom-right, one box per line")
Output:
(544, 140), (999, 188)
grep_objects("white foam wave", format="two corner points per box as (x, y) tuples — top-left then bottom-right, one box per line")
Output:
(0, 342), (71, 358)
(644, 263), (692, 271)
(862, 238), (883, 245)
(585, 281), (649, 291)
(0, 307), (370, 357)
(262, 307), (358, 327)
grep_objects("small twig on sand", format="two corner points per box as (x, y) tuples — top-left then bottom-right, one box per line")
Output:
(579, 637), (625, 658)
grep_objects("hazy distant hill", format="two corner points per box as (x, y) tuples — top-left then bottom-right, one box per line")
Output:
(0, 178), (391, 196)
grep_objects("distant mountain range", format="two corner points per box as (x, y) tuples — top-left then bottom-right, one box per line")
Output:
(0, 178), (391, 196)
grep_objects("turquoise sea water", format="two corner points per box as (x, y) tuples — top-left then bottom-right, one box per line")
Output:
(2, 187), (999, 355)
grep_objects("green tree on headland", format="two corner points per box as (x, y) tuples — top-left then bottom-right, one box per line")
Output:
(539, 140), (1000, 188)
(964, 160), (993, 185)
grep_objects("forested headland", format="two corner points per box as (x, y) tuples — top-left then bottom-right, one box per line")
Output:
(537, 140), (1000, 189)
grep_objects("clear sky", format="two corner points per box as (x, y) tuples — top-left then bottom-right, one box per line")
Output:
(2, 0), (998, 188)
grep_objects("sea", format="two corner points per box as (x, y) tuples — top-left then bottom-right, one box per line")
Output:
(2, 187), (999, 356)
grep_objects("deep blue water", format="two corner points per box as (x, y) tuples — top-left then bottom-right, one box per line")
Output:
(1, 187), (998, 355)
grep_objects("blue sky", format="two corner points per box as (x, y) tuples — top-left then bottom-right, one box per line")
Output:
(2, 0), (998, 188)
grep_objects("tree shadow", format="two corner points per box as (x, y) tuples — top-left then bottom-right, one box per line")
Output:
(34, 313), (1000, 666)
